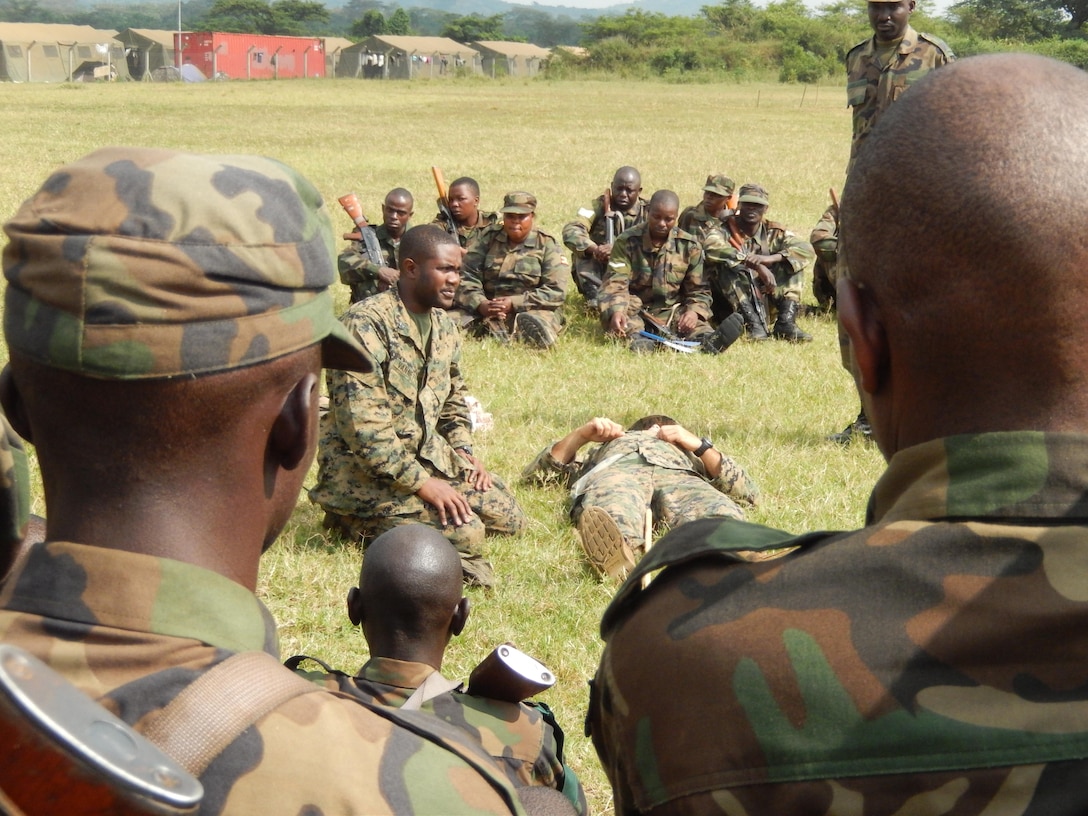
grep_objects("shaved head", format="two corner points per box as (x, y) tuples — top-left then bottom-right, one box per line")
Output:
(612, 166), (641, 187)
(649, 189), (679, 211)
(840, 54), (1088, 447)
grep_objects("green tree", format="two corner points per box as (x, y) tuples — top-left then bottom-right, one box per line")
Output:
(201, 0), (277, 33)
(408, 7), (456, 36)
(702, 0), (758, 39)
(351, 8), (387, 37)
(582, 9), (708, 46)
(442, 13), (504, 43)
(387, 6), (411, 35)
(950, 0), (1065, 38)
(271, 0), (329, 35)
(0, 0), (57, 22)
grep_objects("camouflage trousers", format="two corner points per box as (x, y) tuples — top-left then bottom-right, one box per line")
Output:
(571, 255), (606, 300)
(447, 307), (564, 345)
(570, 465), (744, 553)
(322, 470), (526, 586)
(604, 304), (715, 344)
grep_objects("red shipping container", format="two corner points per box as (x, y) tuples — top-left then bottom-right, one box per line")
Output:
(176, 32), (325, 80)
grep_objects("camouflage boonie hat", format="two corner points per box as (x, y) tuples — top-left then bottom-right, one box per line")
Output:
(702, 174), (735, 197)
(3, 147), (371, 380)
(500, 192), (537, 214)
(737, 183), (770, 206)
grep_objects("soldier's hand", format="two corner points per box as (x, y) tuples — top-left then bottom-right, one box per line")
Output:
(377, 266), (399, 288)
(417, 478), (474, 528)
(753, 263), (776, 294)
(591, 243), (612, 263)
(609, 311), (628, 335)
(676, 310), (699, 335)
(580, 417), (624, 443)
(458, 451), (493, 492)
(656, 423), (700, 452)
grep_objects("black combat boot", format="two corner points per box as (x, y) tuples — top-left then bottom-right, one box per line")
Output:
(772, 298), (812, 342)
(736, 299), (770, 341)
(701, 313), (744, 354)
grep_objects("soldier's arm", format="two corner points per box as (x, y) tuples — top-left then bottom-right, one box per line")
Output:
(457, 235), (491, 314)
(436, 331), (474, 454)
(338, 244), (383, 287)
(598, 235), (635, 323)
(703, 454), (761, 507)
(775, 231), (816, 271)
(561, 200), (601, 253)
(679, 243), (712, 319)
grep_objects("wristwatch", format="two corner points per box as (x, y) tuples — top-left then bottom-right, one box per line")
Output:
(458, 446), (474, 457)
(692, 437), (714, 457)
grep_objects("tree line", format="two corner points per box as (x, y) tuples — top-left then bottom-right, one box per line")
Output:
(4, 0), (1086, 77)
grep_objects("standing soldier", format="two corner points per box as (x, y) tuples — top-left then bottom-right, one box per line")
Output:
(339, 187), (414, 303)
(563, 166), (648, 306)
(832, 0), (954, 442)
(453, 192), (568, 349)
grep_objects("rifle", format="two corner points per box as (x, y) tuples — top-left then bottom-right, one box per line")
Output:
(725, 218), (770, 335)
(0, 644), (203, 815)
(337, 193), (385, 268)
(828, 187), (840, 221)
(431, 166), (459, 240)
(601, 188), (623, 247)
(467, 644), (555, 704)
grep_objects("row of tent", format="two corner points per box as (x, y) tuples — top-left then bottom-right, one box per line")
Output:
(0, 22), (572, 82)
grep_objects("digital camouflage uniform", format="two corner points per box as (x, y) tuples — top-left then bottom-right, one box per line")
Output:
(0, 543), (522, 815)
(434, 210), (499, 248)
(309, 288), (526, 555)
(846, 23), (955, 169)
(590, 432), (1088, 814)
(294, 656), (588, 816)
(338, 222), (403, 303)
(562, 195), (649, 300)
(598, 223), (714, 343)
(453, 223), (569, 345)
(0, 146), (524, 815)
(809, 202), (839, 311)
(523, 430), (758, 554)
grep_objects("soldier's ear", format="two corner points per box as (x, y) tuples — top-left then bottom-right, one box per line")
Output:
(837, 278), (888, 395)
(270, 372), (317, 471)
(346, 586), (363, 627)
(450, 597), (470, 637)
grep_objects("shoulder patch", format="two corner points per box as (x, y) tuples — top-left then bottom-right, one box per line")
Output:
(577, 207), (594, 219)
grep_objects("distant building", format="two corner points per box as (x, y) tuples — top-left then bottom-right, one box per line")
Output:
(177, 32), (325, 80)
(337, 36), (480, 79)
(323, 37), (355, 78)
(116, 29), (179, 81)
(0, 23), (127, 82)
(471, 41), (551, 78)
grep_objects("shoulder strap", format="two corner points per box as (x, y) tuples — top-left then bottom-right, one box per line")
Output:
(141, 651), (321, 777)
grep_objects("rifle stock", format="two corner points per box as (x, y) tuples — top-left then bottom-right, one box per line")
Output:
(724, 217), (770, 335)
(431, 166), (458, 239)
(466, 644), (555, 704)
(601, 189), (622, 247)
(0, 644), (203, 815)
(337, 193), (385, 268)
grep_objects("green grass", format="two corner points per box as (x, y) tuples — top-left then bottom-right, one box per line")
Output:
(0, 76), (883, 813)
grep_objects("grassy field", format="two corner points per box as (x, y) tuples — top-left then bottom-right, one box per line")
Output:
(0, 76), (883, 813)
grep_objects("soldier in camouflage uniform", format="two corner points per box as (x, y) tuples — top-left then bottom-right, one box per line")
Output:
(562, 166), (648, 306)
(677, 173), (735, 238)
(0, 411), (30, 582)
(292, 526), (588, 815)
(523, 415), (758, 579)
(809, 201), (838, 311)
(714, 183), (816, 342)
(311, 225), (526, 587)
(433, 176), (498, 248)
(589, 54), (1088, 814)
(0, 148), (523, 814)
(453, 192), (568, 350)
(832, 0), (954, 443)
(600, 189), (742, 355)
(338, 187), (414, 303)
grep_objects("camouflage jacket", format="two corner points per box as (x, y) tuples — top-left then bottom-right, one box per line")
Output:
(522, 429), (759, 511)
(590, 432), (1088, 814)
(846, 25), (955, 161)
(562, 196), (649, 256)
(678, 202), (727, 243)
(717, 216), (815, 273)
(0, 541), (522, 815)
(309, 290), (475, 519)
(598, 224), (711, 321)
(810, 203), (839, 260)
(433, 210), (499, 248)
(459, 226), (569, 314)
(328, 657), (588, 815)
(337, 223), (403, 303)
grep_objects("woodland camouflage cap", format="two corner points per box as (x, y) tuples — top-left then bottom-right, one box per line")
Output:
(3, 147), (371, 380)
(737, 183), (770, 206)
(500, 191), (537, 214)
(702, 174), (736, 197)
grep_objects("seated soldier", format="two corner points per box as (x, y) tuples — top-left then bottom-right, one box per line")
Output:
(523, 415), (758, 579)
(435, 176), (498, 248)
(598, 189), (743, 355)
(714, 183), (816, 342)
(562, 166), (648, 306)
(0, 147), (521, 814)
(291, 524), (588, 815)
(338, 187), (413, 302)
(678, 173), (735, 238)
(452, 192), (568, 350)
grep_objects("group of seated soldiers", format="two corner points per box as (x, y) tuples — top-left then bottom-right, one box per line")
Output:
(336, 166), (823, 355)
